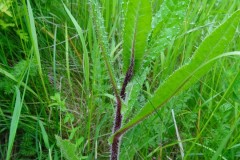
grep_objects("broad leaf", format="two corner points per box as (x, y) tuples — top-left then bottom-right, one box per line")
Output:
(122, 0), (152, 73)
(55, 135), (78, 160)
(125, 0), (189, 116)
(110, 10), (240, 142)
(148, 0), (189, 60)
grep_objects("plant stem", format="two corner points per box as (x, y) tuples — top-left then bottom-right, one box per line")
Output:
(110, 99), (122, 160)
(111, 53), (134, 160)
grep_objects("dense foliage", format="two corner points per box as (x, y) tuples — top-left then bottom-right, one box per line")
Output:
(0, 0), (239, 159)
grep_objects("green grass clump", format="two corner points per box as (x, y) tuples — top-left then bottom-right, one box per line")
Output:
(0, 0), (240, 160)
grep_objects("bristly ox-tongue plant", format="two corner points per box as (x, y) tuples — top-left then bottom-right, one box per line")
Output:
(110, 0), (152, 159)
(64, 0), (240, 159)
(107, 1), (240, 160)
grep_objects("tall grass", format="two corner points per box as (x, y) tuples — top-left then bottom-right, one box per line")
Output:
(0, 0), (239, 159)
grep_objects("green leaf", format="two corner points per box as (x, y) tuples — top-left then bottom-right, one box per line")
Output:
(16, 29), (29, 42)
(0, 0), (13, 17)
(110, 10), (240, 143)
(124, 0), (189, 118)
(0, 63), (41, 101)
(88, 0), (119, 99)
(122, 0), (152, 73)
(0, 19), (15, 29)
(38, 120), (50, 149)
(211, 119), (240, 160)
(6, 87), (22, 160)
(55, 135), (79, 160)
(123, 67), (149, 117)
(147, 0), (189, 61)
(63, 3), (90, 91)
(25, 0), (48, 100)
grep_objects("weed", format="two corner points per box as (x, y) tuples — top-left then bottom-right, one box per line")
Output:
(0, 0), (239, 160)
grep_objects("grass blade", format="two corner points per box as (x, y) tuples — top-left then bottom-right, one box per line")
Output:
(211, 119), (240, 160)
(65, 23), (74, 96)
(171, 109), (184, 159)
(63, 3), (90, 91)
(25, 0), (49, 100)
(38, 120), (50, 150)
(6, 87), (22, 160)
(186, 69), (240, 158)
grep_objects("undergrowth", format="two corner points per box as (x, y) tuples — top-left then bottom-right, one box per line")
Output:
(0, 0), (240, 160)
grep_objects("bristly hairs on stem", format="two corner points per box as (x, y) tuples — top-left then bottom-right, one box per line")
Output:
(111, 45), (135, 159)
(88, 1), (135, 159)
(88, 2), (123, 159)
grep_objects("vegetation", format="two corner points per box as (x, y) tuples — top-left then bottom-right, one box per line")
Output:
(0, 0), (239, 159)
